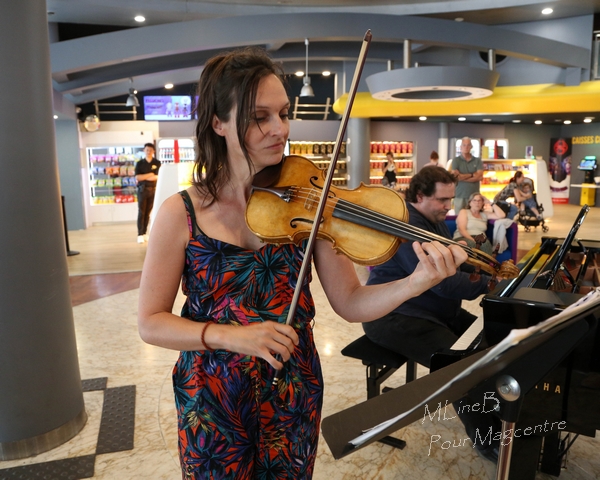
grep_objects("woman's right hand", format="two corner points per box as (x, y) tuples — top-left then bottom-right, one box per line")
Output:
(208, 321), (300, 370)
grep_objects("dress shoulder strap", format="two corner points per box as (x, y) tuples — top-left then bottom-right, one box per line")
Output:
(179, 190), (201, 238)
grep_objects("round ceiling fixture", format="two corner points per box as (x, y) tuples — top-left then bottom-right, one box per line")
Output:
(366, 66), (499, 102)
(83, 115), (101, 132)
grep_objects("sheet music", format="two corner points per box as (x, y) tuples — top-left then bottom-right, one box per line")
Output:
(349, 288), (600, 448)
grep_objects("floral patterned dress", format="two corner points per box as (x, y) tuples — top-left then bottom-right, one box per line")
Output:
(174, 191), (323, 479)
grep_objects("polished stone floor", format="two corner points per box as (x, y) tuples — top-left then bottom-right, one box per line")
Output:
(1, 203), (600, 479)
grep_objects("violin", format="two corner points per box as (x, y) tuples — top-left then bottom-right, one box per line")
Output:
(247, 155), (520, 280)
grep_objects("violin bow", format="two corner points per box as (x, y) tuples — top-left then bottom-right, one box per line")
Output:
(273, 30), (372, 384)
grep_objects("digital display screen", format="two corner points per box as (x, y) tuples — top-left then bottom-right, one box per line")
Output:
(143, 96), (192, 120)
(578, 157), (597, 171)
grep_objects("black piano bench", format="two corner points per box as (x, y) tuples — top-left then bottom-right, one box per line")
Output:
(341, 335), (417, 450)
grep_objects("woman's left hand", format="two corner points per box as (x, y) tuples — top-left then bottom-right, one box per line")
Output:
(408, 241), (467, 294)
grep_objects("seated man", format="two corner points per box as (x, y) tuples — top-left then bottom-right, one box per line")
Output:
(363, 167), (501, 461)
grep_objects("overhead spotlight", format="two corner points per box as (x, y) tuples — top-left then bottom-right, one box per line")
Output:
(482, 118), (492, 122)
(458, 117), (466, 121)
(53, 115), (58, 119)
(512, 119), (521, 123)
(125, 78), (140, 107)
(295, 71), (304, 77)
(535, 120), (543, 125)
(564, 120), (572, 125)
(322, 71), (331, 77)
(542, 8), (553, 15)
(134, 15), (146, 22)
(165, 83), (174, 89)
(584, 118), (593, 123)
(419, 116), (427, 121)
(455, 17), (464, 22)
(299, 38), (315, 97)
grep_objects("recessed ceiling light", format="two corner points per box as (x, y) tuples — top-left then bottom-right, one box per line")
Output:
(458, 117), (466, 121)
(584, 118), (593, 123)
(455, 17), (464, 22)
(512, 119), (521, 123)
(134, 15), (146, 22)
(419, 116), (427, 121)
(53, 115), (58, 119)
(564, 120), (572, 125)
(542, 8), (553, 15)
(295, 71), (304, 77)
(165, 83), (174, 89)
(535, 120), (543, 125)
(482, 118), (492, 122)
(322, 71), (331, 76)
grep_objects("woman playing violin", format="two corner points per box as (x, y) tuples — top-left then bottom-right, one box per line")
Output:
(137, 47), (467, 479)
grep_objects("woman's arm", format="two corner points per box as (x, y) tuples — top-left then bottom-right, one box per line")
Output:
(313, 238), (467, 323)
(455, 209), (473, 241)
(137, 193), (298, 369)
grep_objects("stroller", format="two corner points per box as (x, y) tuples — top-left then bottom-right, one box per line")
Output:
(515, 192), (549, 233)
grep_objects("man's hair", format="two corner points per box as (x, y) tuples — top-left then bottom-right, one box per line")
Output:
(144, 143), (155, 150)
(405, 166), (456, 203)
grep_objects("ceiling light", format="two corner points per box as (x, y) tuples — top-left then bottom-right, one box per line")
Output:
(322, 71), (331, 76)
(367, 66), (499, 102)
(455, 17), (464, 22)
(458, 117), (466, 121)
(165, 83), (174, 89)
(295, 71), (304, 77)
(535, 120), (543, 125)
(542, 8), (553, 15)
(584, 118), (593, 123)
(482, 118), (492, 122)
(419, 116), (427, 121)
(300, 38), (314, 97)
(53, 115), (58, 119)
(134, 15), (146, 22)
(512, 119), (521, 123)
(125, 78), (140, 107)
(564, 120), (572, 125)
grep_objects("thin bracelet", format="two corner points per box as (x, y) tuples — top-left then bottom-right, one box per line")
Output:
(201, 322), (215, 352)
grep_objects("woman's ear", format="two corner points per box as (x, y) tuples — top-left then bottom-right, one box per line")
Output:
(212, 115), (225, 137)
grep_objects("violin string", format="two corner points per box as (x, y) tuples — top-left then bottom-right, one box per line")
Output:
(285, 186), (498, 267)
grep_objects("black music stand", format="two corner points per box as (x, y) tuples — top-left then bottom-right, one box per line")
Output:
(321, 290), (600, 480)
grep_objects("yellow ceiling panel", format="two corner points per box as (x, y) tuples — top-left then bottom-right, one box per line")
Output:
(333, 81), (600, 118)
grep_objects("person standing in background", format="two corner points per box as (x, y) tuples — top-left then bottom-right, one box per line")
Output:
(382, 151), (398, 188)
(451, 137), (483, 212)
(423, 150), (444, 168)
(135, 142), (161, 243)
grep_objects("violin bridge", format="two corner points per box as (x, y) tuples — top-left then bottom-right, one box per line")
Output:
(304, 188), (320, 212)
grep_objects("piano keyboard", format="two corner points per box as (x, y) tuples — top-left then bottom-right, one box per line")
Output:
(451, 315), (484, 350)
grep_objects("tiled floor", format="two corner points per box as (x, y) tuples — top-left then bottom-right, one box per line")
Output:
(2, 203), (600, 479)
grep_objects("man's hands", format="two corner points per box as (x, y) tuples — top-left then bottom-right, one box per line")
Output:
(408, 241), (467, 294)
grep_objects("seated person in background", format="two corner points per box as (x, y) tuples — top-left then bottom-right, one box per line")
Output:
(493, 170), (541, 219)
(515, 179), (542, 220)
(381, 151), (398, 189)
(363, 166), (501, 461)
(453, 192), (506, 256)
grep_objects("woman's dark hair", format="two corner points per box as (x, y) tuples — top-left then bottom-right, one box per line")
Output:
(510, 170), (524, 183)
(192, 47), (286, 204)
(405, 165), (456, 203)
(430, 150), (439, 160)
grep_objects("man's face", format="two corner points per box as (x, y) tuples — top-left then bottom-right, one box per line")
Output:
(415, 182), (455, 224)
(144, 146), (155, 159)
(460, 140), (473, 157)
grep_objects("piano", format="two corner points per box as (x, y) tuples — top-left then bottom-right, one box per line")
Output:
(476, 205), (600, 479)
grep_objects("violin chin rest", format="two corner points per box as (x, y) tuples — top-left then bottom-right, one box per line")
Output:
(253, 158), (284, 188)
